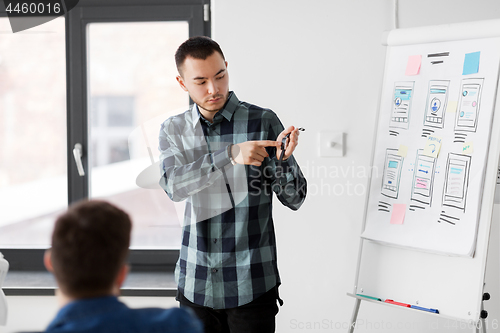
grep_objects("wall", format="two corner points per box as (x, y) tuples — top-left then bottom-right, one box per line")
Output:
(211, 0), (500, 332)
(211, 0), (391, 331)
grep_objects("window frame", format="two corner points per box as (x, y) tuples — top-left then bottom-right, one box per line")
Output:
(0, 0), (210, 276)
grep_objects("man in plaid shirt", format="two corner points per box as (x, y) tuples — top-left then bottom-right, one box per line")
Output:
(159, 36), (307, 333)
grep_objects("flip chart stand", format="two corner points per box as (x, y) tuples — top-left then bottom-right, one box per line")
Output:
(478, 293), (490, 333)
(346, 18), (500, 333)
(346, 292), (490, 333)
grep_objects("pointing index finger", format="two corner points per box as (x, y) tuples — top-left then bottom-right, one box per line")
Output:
(256, 140), (281, 147)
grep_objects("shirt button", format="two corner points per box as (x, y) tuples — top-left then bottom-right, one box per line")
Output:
(212, 268), (218, 273)
(214, 238), (217, 243)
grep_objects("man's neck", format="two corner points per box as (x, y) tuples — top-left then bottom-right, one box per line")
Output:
(56, 289), (77, 308)
(197, 106), (220, 124)
(56, 288), (117, 308)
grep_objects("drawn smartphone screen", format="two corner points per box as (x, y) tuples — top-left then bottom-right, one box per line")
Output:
(424, 80), (450, 129)
(390, 82), (414, 129)
(442, 153), (471, 211)
(455, 78), (484, 132)
(382, 149), (404, 199)
(411, 150), (436, 206)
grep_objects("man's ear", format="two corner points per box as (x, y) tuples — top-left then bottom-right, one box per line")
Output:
(176, 75), (188, 92)
(111, 264), (129, 297)
(44, 249), (54, 272)
(116, 264), (129, 288)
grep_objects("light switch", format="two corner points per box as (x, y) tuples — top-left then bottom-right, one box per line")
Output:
(319, 131), (344, 157)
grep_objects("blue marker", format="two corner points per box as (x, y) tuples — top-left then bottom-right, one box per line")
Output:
(411, 305), (439, 314)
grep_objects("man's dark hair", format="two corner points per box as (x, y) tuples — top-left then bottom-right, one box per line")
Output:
(175, 36), (225, 75)
(50, 200), (131, 298)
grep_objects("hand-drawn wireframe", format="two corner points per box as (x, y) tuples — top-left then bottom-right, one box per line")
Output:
(410, 149), (436, 207)
(423, 80), (450, 130)
(427, 51), (450, 65)
(454, 78), (484, 134)
(453, 132), (468, 144)
(381, 149), (404, 199)
(390, 82), (414, 132)
(421, 128), (435, 138)
(438, 210), (461, 225)
(442, 153), (472, 211)
(378, 200), (391, 212)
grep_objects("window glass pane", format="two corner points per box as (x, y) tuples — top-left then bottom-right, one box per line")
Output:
(88, 22), (189, 249)
(0, 18), (67, 248)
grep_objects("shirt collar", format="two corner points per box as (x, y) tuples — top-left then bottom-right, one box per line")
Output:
(47, 296), (123, 328)
(191, 91), (238, 128)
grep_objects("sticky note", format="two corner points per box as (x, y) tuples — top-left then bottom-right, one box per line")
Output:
(463, 142), (474, 155)
(446, 101), (458, 113)
(405, 55), (421, 76)
(416, 178), (428, 189)
(463, 51), (480, 75)
(423, 135), (442, 158)
(390, 204), (406, 225)
(397, 145), (408, 158)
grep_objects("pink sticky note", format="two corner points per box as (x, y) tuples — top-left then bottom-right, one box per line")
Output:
(405, 55), (421, 76)
(390, 204), (406, 225)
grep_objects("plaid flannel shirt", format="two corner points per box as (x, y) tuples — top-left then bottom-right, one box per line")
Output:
(158, 92), (307, 309)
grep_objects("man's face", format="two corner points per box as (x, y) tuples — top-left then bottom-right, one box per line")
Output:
(177, 52), (229, 116)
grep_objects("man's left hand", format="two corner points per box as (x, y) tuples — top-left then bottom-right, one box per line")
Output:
(276, 126), (300, 161)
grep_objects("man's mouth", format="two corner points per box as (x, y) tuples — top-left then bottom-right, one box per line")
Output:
(207, 95), (223, 103)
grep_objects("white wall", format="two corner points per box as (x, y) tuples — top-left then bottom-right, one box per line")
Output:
(211, 0), (500, 332)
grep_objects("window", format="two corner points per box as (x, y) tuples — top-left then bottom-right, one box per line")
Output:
(87, 21), (190, 249)
(91, 96), (135, 167)
(0, 1), (209, 279)
(0, 17), (67, 248)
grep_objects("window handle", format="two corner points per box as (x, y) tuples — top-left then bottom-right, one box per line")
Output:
(73, 143), (85, 176)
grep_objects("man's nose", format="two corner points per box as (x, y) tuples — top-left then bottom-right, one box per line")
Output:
(207, 80), (219, 95)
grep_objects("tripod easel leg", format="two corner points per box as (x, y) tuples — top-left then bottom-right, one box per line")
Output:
(348, 298), (361, 333)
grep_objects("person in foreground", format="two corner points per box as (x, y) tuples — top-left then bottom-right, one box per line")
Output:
(159, 36), (307, 332)
(43, 200), (203, 333)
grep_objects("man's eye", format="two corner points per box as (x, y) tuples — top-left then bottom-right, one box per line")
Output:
(197, 81), (205, 85)
(216, 75), (225, 80)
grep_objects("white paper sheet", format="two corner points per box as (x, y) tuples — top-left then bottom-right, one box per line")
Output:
(361, 37), (500, 257)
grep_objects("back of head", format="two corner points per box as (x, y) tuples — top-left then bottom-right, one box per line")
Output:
(175, 36), (225, 75)
(50, 200), (131, 298)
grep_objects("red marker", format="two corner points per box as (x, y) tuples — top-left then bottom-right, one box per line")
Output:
(385, 299), (411, 307)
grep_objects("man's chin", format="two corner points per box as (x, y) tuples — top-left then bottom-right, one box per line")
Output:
(200, 105), (223, 113)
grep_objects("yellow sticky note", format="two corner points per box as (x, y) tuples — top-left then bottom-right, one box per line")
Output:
(423, 135), (442, 158)
(446, 101), (458, 113)
(463, 142), (474, 155)
(398, 145), (408, 158)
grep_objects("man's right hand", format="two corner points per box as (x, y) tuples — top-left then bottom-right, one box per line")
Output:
(231, 141), (281, 166)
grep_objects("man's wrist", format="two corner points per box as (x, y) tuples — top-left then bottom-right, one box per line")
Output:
(228, 144), (237, 165)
